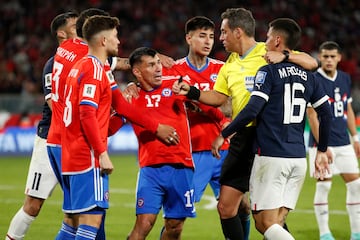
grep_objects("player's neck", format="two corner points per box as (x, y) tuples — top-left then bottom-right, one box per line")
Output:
(323, 68), (336, 78)
(88, 49), (107, 65)
(187, 52), (207, 69)
(237, 37), (257, 57)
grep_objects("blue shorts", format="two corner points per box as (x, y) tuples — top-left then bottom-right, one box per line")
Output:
(192, 150), (227, 202)
(47, 145), (63, 187)
(136, 165), (196, 219)
(62, 168), (109, 214)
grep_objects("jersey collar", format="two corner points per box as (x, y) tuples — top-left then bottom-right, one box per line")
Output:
(317, 68), (337, 81)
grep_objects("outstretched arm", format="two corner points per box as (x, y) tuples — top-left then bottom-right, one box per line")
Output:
(172, 79), (228, 107)
(264, 51), (318, 71)
(113, 54), (175, 71)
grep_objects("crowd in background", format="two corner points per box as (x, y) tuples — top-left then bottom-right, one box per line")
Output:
(1, 0), (360, 113)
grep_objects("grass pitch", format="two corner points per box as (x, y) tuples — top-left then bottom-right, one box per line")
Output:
(0, 154), (351, 239)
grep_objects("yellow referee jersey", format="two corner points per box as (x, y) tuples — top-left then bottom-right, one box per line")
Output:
(214, 42), (267, 126)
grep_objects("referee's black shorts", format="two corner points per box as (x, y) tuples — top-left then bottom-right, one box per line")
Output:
(219, 126), (256, 193)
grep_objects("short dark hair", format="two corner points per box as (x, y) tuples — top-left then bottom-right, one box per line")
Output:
(129, 47), (157, 68)
(185, 16), (215, 34)
(269, 18), (301, 50)
(82, 15), (120, 42)
(76, 8), (109, 38)
(221, 8), (255, 37)
(319, 41), (341, 53)
(50, 11), (78, 38)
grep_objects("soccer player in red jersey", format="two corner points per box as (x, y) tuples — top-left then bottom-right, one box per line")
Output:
(124, 16), (248, 239)
(49, 8), (177, 239)
(162, 15), (230, 203)
(5, 11), (78, 240)
(60, 15), (121, 239)
(126, 47), (195, 240)
(47, 9), (111, 239)
(161, 16), (246, 237)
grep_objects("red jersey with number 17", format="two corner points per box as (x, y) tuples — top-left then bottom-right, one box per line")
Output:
(48, 38), (88, 146)
(162, 57), (229, 152)
(131, 78), (194, 169)
(61, 56), (112, 174)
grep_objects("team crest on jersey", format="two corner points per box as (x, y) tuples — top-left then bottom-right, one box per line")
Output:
(210, 74), (218, 82)
(137, 198), (144, 208)
(162, 88), (172, 97)
(83, 84), (96, 98)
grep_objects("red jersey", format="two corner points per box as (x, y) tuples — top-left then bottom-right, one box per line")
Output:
(62, 56), (112, 174)
(131, 78), (194, 168)
(48, 38), (88, 145)
(162, 57), (229, 151)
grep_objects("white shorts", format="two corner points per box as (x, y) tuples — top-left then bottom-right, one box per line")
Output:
(249, 155), (307, 211)
(308, 145), (359, 178)
(25, 135), (58, 199)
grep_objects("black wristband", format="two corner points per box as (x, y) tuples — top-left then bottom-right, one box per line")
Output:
(282, 50), (290, 62)
(186, 86), (200, 100)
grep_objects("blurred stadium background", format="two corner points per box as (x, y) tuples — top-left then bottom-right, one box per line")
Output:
(0, 0), (360, 152)
(1, 1), (360, 110)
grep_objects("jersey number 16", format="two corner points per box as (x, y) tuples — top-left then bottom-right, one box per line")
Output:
(283, 82), (306, 124)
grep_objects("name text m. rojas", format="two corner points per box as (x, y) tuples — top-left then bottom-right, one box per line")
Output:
(278, 66), (307, 81)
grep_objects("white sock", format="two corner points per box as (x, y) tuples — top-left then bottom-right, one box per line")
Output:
(6, 207), (35, 240)
(264, 224), (294, 240)
(346, 178), (360, 233)
(314, 181), (332, 236)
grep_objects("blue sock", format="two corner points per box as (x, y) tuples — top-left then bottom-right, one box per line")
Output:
(238, 213), (250, 240)
(75, 224), (98, 240)
(55, 221), (77, 240)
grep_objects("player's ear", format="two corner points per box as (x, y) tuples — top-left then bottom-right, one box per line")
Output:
(132, 67), (141, 78)
(185, 33), (192, 45)
(101, 35), (107, 46)
(275, 36), (281, 48)
(57, 30), (66, 40)
(234, 27), (242, 38)
(337, 53), (342, 62)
